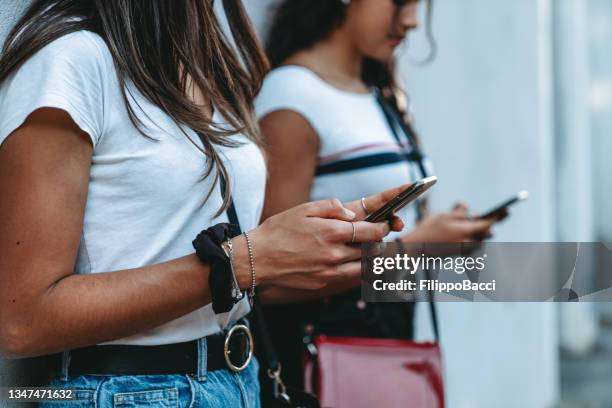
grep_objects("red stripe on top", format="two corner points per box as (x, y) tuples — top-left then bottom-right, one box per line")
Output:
(318, 142), (412, 164)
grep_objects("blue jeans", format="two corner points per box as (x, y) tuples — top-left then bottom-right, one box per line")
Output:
(39, 339), (261, 408)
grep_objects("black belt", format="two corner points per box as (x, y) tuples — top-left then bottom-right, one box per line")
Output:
(20, 323), (254, 379)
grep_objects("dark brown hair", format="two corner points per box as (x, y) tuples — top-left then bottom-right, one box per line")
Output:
(0, 0), (269, 213)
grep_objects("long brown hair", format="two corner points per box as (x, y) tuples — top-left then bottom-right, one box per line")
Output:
(0, 0), (269, 213)
(265, 0), (435, 147)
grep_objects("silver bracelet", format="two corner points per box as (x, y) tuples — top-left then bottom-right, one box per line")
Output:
(242, 231), (256, 302)
(223, 239), (244, 302)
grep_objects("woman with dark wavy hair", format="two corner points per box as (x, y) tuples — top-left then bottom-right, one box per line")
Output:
(256, 0), (497, 396)
(0, 1), (406, 406)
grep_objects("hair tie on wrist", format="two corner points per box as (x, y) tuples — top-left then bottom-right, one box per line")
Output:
(193, 223), (238, 314)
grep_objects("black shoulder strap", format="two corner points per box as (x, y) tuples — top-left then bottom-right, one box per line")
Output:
(375, 90), (429, 180)
(424, 269), (440, 341)
(220, 175), (242, 234)
(375, 90), (440, 342)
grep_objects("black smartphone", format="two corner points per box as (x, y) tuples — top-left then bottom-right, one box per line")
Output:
(365, 176), (438, 223)
(477, 190), (529, 220)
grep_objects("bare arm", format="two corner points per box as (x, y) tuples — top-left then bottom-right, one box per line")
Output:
(260, 110), (319, 221)
(0, 109), (255, 358)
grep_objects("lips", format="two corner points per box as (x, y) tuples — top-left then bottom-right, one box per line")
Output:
(389, 36), (405, 46)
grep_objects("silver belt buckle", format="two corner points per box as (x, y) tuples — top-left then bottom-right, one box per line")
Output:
(223, 324), (254, 372)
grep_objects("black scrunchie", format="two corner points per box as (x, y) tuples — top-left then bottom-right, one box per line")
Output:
(193, 223), (241, 314)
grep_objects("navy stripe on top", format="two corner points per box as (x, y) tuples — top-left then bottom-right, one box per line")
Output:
(315, 152), (422, 176)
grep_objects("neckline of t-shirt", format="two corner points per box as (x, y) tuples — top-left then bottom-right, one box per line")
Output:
(276, 65), (376, 100)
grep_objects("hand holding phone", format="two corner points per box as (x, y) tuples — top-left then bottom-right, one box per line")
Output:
(477, 190), (529, 221)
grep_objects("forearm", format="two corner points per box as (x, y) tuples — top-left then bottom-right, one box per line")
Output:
(2, 254), (209, 357)
(3, 236), (257, 358)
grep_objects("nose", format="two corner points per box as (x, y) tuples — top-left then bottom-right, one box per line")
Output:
(398, 4), (419, 32)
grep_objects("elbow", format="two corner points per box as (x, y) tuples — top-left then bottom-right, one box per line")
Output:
(0, 320), (38, 359)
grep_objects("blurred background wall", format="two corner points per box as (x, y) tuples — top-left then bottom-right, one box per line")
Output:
(590, 0), (612, 245)
(0, 2), (28, 44)
(395, 1), (559, 406)
(2, 0), (611, 407)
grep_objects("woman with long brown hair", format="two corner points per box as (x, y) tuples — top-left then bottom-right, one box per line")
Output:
(256, 0), (498, 397)
(0, 1), (406, 406)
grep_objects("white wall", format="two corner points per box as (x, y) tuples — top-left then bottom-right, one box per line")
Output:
(589, 0), (612, 323)
(590, 0), (612, 242)
(401, 0), (555, 241)
(399, 0), (559, 407)
(0, 1), (29, 46)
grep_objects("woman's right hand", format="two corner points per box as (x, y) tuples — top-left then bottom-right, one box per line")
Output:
(233, 199), (380, 290)
(232, 186), (408, 291)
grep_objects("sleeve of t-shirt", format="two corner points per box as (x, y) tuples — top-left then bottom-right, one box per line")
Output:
(0, 32), (109, 148)
(255, 69), (327, 139)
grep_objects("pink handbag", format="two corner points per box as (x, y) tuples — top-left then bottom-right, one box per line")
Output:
(303, 284), (444, 408)
(304, 334), (444, 408)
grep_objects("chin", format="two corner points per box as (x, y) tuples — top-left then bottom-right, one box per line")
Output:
(362, 46), (392, 60)
(366, 51), (395, 63)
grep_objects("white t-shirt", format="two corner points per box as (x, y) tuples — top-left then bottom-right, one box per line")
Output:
(256, 65), (434, 237)
(0, 31), (267, 346)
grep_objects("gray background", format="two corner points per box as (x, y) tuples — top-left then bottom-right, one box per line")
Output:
(0, 2), (28, 43)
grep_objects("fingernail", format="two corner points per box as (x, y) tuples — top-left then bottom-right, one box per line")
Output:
(344, 209), (356, 219)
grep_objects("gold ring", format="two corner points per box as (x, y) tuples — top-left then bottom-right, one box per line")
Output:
(223, 324), (254, 372)
(351, 222), (356, 243)
(361, 197), (369, 215)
